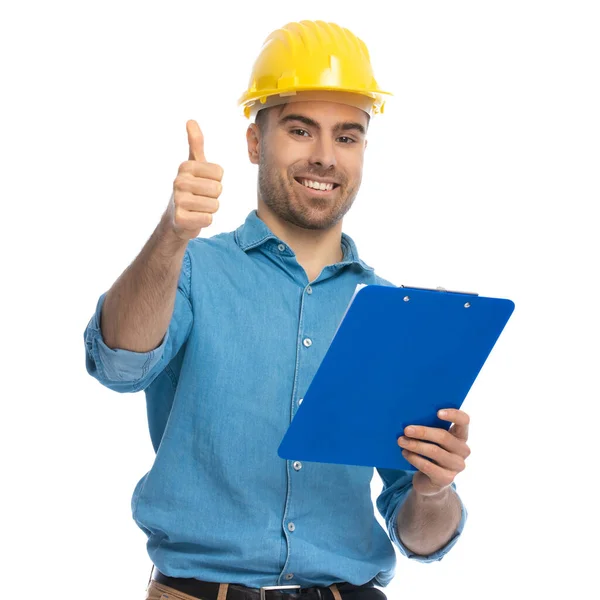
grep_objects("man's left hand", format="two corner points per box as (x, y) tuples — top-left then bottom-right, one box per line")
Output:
(397, 409), (471, 496)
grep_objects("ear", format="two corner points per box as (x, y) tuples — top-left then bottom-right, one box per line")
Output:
(246, 124), (260, 165)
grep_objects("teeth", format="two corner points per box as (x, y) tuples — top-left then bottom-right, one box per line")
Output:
(301, 179), (334, 191)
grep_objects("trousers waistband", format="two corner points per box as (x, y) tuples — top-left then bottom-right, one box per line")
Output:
(150, 568), (372, 600)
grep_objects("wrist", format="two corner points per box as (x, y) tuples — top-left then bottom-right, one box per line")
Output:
(157, 213), (191, 250)
(412, 485), (452, 504)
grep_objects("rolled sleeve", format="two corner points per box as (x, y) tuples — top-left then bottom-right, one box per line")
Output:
(84, 292), (170, 386)
(84, 247), (193, 393)
(388, 481), (468, 562)
(376, 469), (467, 563)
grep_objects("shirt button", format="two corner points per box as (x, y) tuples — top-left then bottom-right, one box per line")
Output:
(298, 398), (303, 405)
(278, 243), (286, 252)
(303, 338), (312, 348)
(288, 522), (296, 532)
(285, 574), (294, 581)
(293, 461), (302, 471)
(306, 286), (313, 294)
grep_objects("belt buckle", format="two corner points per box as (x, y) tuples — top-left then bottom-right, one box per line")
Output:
(259, 585), (302, 600)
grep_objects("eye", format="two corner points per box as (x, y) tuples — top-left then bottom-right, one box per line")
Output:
(337, 136), (356, 144)
(291, 128), (310, 137)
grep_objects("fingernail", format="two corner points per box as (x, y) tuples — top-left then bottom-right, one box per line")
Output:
(405, 426), (415, 435)
(438, 410), (448, 417)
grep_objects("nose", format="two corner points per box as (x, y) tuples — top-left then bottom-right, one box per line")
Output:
(308, 136), (336, 170)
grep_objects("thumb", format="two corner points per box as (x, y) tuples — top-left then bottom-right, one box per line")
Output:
(186, 119), (206, 162)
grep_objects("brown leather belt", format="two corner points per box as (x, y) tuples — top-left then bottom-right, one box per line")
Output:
(150, 568), (377, 600)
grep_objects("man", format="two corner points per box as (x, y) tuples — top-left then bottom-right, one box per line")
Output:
(84, 20), (470, 600)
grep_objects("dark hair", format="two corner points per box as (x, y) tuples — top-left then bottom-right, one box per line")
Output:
(254, 107), (268, 131)
(254, 105), (285, 132)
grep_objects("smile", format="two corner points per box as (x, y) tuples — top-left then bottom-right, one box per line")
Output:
(294, 178), (340, 193)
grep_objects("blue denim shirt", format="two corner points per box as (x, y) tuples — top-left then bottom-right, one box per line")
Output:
(84, 210), (466, 588)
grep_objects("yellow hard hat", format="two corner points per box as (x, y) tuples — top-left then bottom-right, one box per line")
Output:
(238, 20), (392, 119)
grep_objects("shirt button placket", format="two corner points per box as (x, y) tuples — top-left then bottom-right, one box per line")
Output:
(288, 281), (309, 579)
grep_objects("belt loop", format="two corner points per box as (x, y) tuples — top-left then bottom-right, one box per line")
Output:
(217, 583), (229, 600)
(329, 584), (343, 600)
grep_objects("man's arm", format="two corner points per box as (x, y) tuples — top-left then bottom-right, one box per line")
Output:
(100, 119), (223, 353)
(377, 408), (470, 561)
(395, 486), (463, 556)
(100, 220), (189, 352)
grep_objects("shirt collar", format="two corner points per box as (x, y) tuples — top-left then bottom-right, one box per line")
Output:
(234, 210), (374, 272)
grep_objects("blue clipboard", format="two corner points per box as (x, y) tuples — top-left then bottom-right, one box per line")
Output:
(277, 285), (515, 470)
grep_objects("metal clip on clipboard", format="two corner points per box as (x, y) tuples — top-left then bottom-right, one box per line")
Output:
(400, 285), (479, 296)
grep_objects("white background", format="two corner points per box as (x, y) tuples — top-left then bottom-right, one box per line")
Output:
(1, 1), (598, 598)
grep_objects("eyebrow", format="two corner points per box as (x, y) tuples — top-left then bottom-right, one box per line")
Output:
(278, 113), (366, 136)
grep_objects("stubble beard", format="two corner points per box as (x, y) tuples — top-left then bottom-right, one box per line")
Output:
(257, 151), (359, 231)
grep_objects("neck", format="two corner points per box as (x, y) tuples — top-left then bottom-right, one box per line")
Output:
(256, 201), (344, 281)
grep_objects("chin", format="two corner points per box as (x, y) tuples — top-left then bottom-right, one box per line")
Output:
(290, 205), (346, 231)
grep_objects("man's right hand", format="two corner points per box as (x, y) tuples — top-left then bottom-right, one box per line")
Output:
(164, 120), (224, 241)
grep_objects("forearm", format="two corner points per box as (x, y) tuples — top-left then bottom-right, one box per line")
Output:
(396, 486), (462, 556)
(101, 214), (189, 352)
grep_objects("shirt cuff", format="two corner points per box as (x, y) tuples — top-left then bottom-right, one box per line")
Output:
(389, 483), (468, 563)
(84, 292), (169, 384)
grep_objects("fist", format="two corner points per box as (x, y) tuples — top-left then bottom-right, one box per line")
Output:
(165, 120), (224, 241)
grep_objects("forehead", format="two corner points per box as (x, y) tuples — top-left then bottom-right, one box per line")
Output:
(273, 101), (369, 128)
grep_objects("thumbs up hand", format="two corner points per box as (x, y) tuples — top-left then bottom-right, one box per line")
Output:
(187, 118), (207, 162)
(165, 120), (224, 241)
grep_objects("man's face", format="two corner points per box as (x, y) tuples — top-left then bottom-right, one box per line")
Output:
(249, 101), (368, 231)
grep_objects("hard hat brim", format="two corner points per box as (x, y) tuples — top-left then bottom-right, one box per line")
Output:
(239, 88), (393, 119)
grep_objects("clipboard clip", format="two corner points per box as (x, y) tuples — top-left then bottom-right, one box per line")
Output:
(400, 285), (479, 297)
